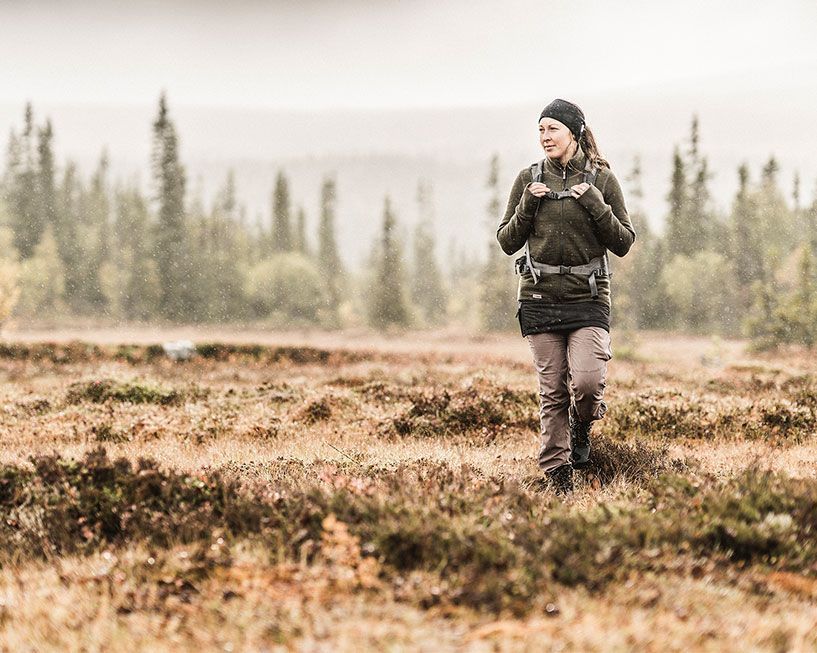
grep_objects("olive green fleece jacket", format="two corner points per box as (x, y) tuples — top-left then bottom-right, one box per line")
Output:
(496, 148), (636, 305)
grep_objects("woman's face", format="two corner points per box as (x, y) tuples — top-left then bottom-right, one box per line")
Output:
(538, 118), (575, 161)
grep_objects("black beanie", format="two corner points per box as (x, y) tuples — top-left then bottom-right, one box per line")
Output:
(539, 98), (585, 140)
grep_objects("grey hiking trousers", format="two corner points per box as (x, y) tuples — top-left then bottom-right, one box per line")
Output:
(526, 327), (612, 472)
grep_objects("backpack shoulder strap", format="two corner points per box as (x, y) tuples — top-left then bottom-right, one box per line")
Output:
(529, 159), (545, 184)
(524, 160), (545, 283)
(583, 160), (599, 186)
(582, 161), (612, 277)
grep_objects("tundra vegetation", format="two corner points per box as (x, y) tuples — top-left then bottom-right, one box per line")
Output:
(0, 332), (815, 651)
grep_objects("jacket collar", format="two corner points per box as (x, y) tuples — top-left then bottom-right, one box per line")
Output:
(544, 146), (587, 176)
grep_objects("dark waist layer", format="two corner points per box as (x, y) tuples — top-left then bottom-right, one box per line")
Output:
(518, 300), (610, 337)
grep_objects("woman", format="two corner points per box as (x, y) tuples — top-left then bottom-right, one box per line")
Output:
(496, 98), (635, 495)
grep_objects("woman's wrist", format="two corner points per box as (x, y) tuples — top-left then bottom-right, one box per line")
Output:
(519, 184), (540, 217)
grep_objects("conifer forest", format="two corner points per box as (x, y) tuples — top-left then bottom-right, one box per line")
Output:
(3, 100), (816, 350)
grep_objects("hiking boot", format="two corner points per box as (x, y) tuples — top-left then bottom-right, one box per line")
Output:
(569, 405), (591, 469)
(545, 463), (574, 496)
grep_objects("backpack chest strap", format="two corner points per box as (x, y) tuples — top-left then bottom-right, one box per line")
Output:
(529, 160), (598, 199)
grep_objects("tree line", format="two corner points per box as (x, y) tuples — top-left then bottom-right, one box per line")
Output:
(0, 95), (459, 330)
(1, 98), (816, 347)
(614, 116), (817, 349)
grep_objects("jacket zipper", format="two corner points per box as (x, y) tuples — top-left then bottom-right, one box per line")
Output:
(559, 165), (567, 301)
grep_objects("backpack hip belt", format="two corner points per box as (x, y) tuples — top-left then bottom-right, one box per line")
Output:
(523, 254), (609, 299)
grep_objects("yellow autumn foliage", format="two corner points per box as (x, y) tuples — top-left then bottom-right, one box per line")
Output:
(0, 259), (21, 327)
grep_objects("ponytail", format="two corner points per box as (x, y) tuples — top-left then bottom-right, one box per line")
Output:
(579, 126), (609, 169)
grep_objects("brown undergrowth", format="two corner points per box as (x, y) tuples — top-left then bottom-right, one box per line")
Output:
(66, 378), (202, 406)
(0, 341), (371, 366)
(0, 447), (814, 618)
(2, 333), (817, 650)
(380, 379), (537, 441)
(604, 388), (817, 442)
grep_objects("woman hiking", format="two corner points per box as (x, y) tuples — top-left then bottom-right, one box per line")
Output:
(496, 98), (636, 495)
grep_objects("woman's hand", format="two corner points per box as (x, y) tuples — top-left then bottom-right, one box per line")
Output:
(527, 182), (552, 197)
(573, 182), (607, 216)
(520, 181), (550, 216)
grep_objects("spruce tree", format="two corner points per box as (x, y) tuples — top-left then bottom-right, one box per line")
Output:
(666, 117), (715, 256)
(739, 157), (796, 342)
(294, 206), (308, 255)
(81, 150), (111, 312)
(665, 146), (689, 257)
(761, 156), (779, 185)
(807, 178), (817, 253)
(7, 104), (43, 259)
(216, 169), (237, 220)
(367, 195), (410, 328)
(688, 114), (700, 161)
(757, 155), (795, 269)
(624, 155), (647, 234)
(271, 171), (292, 252)
(410, 179), (447, 325)
(114, 184), (160, 321)
(729, 164), (765, 293)
(214, 169), (253, 280)
(318, 177), (344, 314)
(205, 181), (246, 322)
(616, 155), (666, 329)
(790, 244), (817, 346)
(744, 278), (778, 349)
(55, 161), (83, 310)
(480, 154), (516, 331)
(250, 211), (265, 264)
(181, 188), (212, 323)
(688, 156), (713, 247)
(793, 172), (801, 214)
(36, 119), (57, 234)
(151, 92), (191, 321)
(750, 243), (817, 349)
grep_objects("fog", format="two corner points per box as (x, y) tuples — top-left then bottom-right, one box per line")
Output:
(2, 0), (815, 109)
(2, 1), (815, 267)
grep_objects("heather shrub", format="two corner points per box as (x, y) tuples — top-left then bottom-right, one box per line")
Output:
(65, 378), (195, 405)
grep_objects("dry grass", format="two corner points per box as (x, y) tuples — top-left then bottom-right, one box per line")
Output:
(0, 328), (816, 651)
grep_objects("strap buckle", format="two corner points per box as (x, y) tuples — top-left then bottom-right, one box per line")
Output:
(599, 254), (610, 277)
(545, 189), (573, 201)
(559, 265), (570, 275)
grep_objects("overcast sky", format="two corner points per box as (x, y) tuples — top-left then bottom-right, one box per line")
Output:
(2, 0), (816, 110)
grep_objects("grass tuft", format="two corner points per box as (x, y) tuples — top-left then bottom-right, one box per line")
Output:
(65, 378), (193, 406)
(581, 434), (673, 485)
